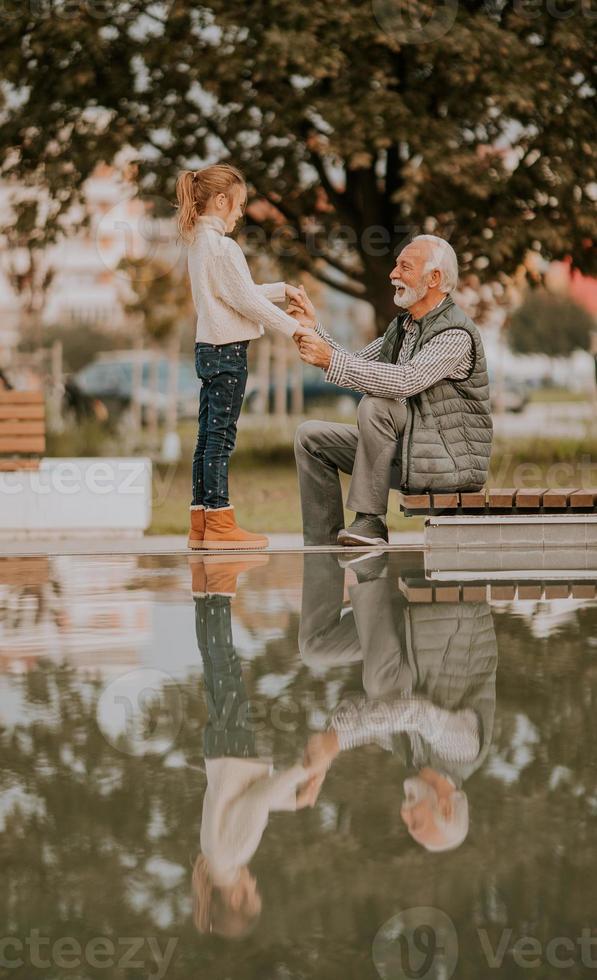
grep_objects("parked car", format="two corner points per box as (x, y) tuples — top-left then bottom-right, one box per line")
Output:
(75, 351), (200, 421)
(488, 373), (530, 413)
(245, 363), (362, 414)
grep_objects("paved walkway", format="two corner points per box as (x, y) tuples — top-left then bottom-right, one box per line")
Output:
(0, 531), (424, 557)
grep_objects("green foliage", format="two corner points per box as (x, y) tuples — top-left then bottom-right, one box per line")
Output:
(508, 290), (595, 357)
(18, 322), (126, 373)
(1, 1), (595, 330)
(120, 257), (194, 344)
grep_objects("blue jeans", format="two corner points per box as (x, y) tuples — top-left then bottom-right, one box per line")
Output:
(194, 595), (257, 760)
(192, 340), (249, 509)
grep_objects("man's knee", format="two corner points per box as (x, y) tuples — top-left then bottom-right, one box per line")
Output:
(294, 418), (326, 456)
(357, 395), (406, 433)
(357, 395), (393, 425)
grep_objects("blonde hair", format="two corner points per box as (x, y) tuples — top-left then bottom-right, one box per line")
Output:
(176, 163), (246, 243)
(192, 855), (260, 939)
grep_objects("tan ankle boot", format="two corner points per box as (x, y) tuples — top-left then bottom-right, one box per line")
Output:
(187, 505), (206, 549)
(203, 555), (269, 595)
(188, 556), (207, 595)
(203, 506), (268, 551)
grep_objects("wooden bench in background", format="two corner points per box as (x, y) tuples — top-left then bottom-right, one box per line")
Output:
(0, 391), (46, 471)
(398, 488), (597, 517)
(398, 577), (596, 602)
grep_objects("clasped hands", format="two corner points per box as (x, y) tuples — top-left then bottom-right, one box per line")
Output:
(285, 284), (333, 371)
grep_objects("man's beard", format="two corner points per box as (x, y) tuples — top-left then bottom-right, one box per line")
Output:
(393, 278), (428, 309)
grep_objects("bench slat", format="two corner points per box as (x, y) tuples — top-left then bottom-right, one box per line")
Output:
(0, 436), (45, 453)
(399, 492), (431, 510)
(460, 491), (487, 509)
(488, 489), (516, 508)
(570, 584), (596, 599)
(569, 489), (596, 508)
(542, 488), (578, 508)
(515, 488), (546, 508)
(0, 460), (40, 470)
(544, 584), (570, 599)
(490, 585), (517, 600)
(432, 493), (459, 510)
(435, 586), (460, 602)
(0, 421), (45, 436)
(0, 404), (46, 420)
(518, 585), (543, 599)
(0, 391), (44, 404)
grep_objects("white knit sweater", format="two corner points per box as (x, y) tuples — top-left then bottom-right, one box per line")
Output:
(200, 757), (308, 886)
(187, 215), (298, 344)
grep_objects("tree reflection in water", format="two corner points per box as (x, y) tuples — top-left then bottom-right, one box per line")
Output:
(0, 552), (595, 979)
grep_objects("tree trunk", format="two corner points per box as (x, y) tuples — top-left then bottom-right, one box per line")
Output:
(361, 252), (398, 336)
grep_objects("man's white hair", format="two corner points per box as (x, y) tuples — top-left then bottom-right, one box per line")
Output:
(411, 234), (459, 294)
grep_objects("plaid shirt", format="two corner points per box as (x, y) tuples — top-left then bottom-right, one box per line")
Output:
(316, 306), (473, 402)
(331, 694), (480, 762)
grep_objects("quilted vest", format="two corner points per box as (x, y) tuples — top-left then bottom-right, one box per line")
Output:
(380, 294), (493, 492)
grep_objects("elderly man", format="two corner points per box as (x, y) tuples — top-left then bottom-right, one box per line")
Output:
(298, 551), (497, 851)
(289, 235), (493, 547)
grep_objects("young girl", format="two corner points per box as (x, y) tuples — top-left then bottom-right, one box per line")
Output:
(176, 163), (307, 551)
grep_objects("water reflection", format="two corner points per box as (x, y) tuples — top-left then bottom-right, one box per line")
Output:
(0, 552), (596, 979)
(299, 552), (497, 852)
(191, 556), (314, 939)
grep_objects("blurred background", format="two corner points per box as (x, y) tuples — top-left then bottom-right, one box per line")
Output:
(0, 0), (595, 534)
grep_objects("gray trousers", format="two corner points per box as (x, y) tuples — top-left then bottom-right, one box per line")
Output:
(294, 395), (408, 545)
(298, 553), (413, 694)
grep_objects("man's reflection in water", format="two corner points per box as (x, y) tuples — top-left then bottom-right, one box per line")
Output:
(189, 557), (317, 938)
(299, 552), (497, 852)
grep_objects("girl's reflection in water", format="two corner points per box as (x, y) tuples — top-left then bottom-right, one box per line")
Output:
(190, 556), (318, 938)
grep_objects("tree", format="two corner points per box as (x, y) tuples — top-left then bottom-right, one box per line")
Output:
(508, 289), (595, 358)
(120, 253), (195, 443)
(1, 0), (595, 331)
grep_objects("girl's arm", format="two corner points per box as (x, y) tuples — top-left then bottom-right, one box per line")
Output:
(212, 239), (300, 338)
(254, 282), (287, 304)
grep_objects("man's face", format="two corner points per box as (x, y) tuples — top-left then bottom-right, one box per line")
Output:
(400, 775), (455, 850)
(390, 243), (432, 309)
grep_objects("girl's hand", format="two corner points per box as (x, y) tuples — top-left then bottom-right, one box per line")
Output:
(288, 306), (317, 331)
(285, 283), (305, 306)
(286, 284), (316, 319)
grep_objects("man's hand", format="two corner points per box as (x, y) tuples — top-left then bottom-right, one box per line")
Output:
(297, 332), (333, 370)
(296, 770), (327, 809)
(303, 731), (340, 773)
(286, 284), (317, 329)
(291, 322), (318, 344)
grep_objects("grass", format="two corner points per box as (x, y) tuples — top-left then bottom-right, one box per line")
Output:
(150, 420), (422, 535)
(529, 386), (593, 404)
(46, 405), (596, 536)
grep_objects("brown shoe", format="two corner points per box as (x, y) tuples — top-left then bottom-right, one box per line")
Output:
(187, 505), (206, 550)
(188, 556), (207, 596)
(204, 506), (268, 551)
(203, 555), (270, 596)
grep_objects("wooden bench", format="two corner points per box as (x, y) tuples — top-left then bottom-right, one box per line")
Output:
(398, 488), (597, 516)
(398, 577), (596, 603)
(0, 391), (46, 471)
